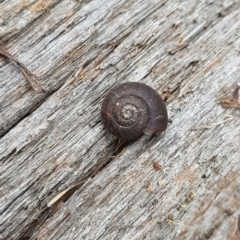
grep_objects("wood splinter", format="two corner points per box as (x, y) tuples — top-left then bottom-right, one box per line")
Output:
(0, 47), (46, 93)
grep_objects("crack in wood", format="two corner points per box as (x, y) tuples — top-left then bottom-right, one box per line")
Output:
(16, 139), (129, 239)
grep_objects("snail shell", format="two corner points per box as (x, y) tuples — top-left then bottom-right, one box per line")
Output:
(101, 82), (168, 140)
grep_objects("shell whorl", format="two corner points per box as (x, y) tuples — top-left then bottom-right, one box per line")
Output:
(101, 82), (168, 139)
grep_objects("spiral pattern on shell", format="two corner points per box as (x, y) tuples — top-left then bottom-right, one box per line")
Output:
(101, 82), (168, 140)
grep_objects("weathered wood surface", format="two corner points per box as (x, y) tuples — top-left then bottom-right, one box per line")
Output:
(1, 0), (240, 239)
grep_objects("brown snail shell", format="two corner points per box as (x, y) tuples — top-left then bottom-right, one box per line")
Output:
(101, 82), (168, 140)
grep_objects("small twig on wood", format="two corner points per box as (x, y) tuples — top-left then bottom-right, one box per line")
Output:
(0, 47), (46, 93)
(191, 115), (233, 130)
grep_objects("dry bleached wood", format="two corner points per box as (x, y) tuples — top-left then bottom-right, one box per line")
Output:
(1, 0), (240, 239)
(0, 47), (46, 93)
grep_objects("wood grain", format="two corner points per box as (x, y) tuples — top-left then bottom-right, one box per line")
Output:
(1, 0), (240, 239)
